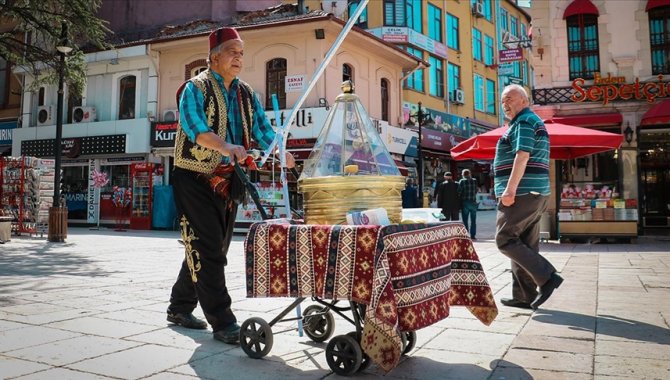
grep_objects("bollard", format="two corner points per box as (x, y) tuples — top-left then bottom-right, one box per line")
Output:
(48, 206), (68, 242)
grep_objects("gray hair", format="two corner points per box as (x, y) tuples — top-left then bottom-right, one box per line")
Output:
(502, 84), (529, 103)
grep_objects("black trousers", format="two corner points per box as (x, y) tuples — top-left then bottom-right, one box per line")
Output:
(495, 194), (555, 303)
(168, 167), (238, 332)
(441, 208), (459, 221)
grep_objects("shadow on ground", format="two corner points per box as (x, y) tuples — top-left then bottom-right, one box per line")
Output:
(534, 309), (670, 345)
(0, 240), (119, 278)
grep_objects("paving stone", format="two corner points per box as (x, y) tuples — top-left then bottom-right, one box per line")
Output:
(0, 325), (81, 353)
(5, 335), (141, 366)
(12, 368), (115, 379)
(0, 355), (51, 378)
(46, 316), (160, 338)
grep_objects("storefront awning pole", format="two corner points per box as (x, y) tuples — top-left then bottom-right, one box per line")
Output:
(259, 0), (370, 168)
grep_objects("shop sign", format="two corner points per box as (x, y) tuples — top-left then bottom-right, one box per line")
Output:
(150, 122), (178, 147)
(421, 128), (465, 151)
(0, 121), (17, 146)
(369, 27), (447, 59)
(264, 107), (329, 139)
(380, 123), (417, 155)
(508, 76), (523, 85)
(499, 48), (523, 63)
(285, 75), (305, 93)
(101, 156), (145, 165)
(498, 63), (515, 76)
(62, 138), (82, 158)
(87, 159), (99, 224)
(571, 73), (670, 105)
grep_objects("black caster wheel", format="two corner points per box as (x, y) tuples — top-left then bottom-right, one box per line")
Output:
(302, 304), (335, 343)
(325, 334), (363, 376)
(346, 331), (372, 372)
(240, 317), (274, 359)
(401, 331), (417, 355)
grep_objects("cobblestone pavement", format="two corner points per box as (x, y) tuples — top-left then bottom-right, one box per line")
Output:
(1, 210), (669, 379)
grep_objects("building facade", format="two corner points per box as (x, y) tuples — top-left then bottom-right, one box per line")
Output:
(530, 0), (670, 236)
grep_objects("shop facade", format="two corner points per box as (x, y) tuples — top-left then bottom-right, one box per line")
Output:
(529, 0), (670, 238)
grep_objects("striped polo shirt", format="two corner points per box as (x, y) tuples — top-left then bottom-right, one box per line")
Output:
(493, 107), (550, 197)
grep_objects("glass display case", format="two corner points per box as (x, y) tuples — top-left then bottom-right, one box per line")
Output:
(130, 163), (153, 230)
(298, 81), (404, 225)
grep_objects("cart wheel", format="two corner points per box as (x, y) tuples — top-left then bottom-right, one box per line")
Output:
(303, 304), (335, 343)
(240, 317), (274, 359)
(346, 331), (372, 372)
(401, 331), (417, 355)
(325, 334), (363, 376)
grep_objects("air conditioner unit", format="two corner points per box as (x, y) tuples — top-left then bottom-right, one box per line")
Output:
(163, 109), (179, 122)
(472, 2), (485, 17)
(72, 106), (97, 123)
(37, 105), (55, 126)
(451, 89), (465, 105)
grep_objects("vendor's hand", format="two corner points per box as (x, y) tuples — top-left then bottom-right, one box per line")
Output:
(500, 189), (515, 206)
(284, 151), (296, 169)
(221, 143), (247, 163)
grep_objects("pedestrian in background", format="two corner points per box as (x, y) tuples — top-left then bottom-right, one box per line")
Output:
(436, 172), (460, 220)
(401, 177), (418, 208)
(494, 84), (563, 311)
(458, 169), (478, 239)
(166, 26), (294, 343)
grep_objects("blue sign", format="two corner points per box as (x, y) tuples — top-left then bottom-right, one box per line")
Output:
(0, 121), (17, 146)
(405, 136), (418, 157)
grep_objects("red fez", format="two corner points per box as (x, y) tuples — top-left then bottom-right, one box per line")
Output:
(209, 27), (242, 51)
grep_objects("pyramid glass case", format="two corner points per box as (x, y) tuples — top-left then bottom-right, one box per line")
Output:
(298, 81), (405, 225)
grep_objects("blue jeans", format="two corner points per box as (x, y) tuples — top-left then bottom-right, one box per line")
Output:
(461, 200), (478, 238)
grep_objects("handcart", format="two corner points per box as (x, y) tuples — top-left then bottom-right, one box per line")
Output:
(236, 156), (498, 375)
(232, 152), (413, 375)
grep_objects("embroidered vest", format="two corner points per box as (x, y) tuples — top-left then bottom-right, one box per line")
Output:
(174, 70), (254, 174)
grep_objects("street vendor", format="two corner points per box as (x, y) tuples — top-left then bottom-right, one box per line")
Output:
(166, 26), (294, 344)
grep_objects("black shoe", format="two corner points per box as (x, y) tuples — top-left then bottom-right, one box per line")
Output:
(531, 272), (564, 310)
(167, 312), (208, 329)
(500, 298), (533, 309)
(213, 323), (241, 344)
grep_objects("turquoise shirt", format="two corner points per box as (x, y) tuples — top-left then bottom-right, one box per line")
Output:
(178, 71), (275, 163)
(493, 107), (550, 197)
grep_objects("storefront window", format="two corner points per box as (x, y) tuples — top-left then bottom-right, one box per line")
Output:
(118, 75), (136, 120)
(62, 166), (89, 220)
(99, 165), (130, 193)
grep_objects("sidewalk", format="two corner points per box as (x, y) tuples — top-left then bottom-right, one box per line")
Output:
(1, 211), (669, 379)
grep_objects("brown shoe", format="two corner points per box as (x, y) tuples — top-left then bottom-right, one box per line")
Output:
(500, 298), (533, 309)
(531, 272), (564, 310)
(167, 312), (208, 329)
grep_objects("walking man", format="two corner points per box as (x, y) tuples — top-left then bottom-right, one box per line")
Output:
(458, 169), (478, 239)
(494, 84), (563, 310)
(436, 172), (460, 220)
(166, 27), (294, 343)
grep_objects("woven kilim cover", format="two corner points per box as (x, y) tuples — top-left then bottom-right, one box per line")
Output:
(244, 220), (498, 372)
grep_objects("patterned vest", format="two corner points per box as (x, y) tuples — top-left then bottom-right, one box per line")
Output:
(174, 70), (254, 174)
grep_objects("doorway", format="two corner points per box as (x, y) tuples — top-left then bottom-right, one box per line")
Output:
(639, 129), (670, 232)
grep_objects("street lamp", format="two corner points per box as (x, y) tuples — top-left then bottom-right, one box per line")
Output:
(404, 102), (434, 207)
(49, 22), (71, 242)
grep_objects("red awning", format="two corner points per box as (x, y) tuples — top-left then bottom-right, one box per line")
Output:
(563, 0), (600, 19)
(548, 113), (622, 127)
(646, 0), (670, 11)
(393, 159), (409, 176)
(640, 99), (670, 126)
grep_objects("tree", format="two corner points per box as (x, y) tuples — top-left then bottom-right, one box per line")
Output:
(0, 0), (111, 97)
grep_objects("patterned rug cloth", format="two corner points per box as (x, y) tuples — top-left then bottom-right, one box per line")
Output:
(245, 220), (498, 372)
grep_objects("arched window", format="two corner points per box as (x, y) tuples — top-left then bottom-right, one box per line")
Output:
(381, 78), (390, 122)
(648, 5), (670, 74)
(563, 0), (600, 80)
(343, 64), (353, 83)
(192, 66), (207, 77)
(119, 75), (136, 120)
(265, 58), (287, 110)
(566, 14), (600, 79)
